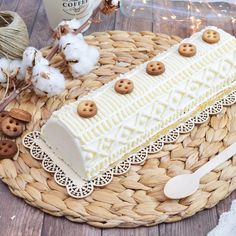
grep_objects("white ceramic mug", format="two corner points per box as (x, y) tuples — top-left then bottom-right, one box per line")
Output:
(43, 0), (101, 29)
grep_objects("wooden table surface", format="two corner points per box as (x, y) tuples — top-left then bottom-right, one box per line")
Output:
(0, 1), (236, 236)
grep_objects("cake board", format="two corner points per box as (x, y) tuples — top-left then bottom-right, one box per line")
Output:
(0, 31), (236, 228)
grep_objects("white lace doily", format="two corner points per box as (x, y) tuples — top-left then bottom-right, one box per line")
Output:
(23, 90), (236, 198)
(208, 200), (236, 236)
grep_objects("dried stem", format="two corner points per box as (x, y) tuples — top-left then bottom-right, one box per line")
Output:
(46, 44), (59, 62)
(0, 82), (32, 112)
(2, 73), (10, 100)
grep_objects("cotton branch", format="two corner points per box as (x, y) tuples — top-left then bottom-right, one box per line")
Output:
(46, 5), (101, 62)
(0, 82), (32, 111)
(0, 1), (119, 112)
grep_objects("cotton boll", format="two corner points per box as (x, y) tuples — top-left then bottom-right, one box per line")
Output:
(31, 58), (50, 76)
(59, 30), (100, 78)
(22, 47), (38, 67)
(38, 58), (49, 66)
(53, 32), (83, 48)
(63, 40), (89, 61)
(76, 33), (84, 40)
(9, 59), (21, 77)
(17, 48), (49, 81)
(69, 58), (95, 77)
(87, 46), (100, 65)
(68, 46), (99, 77)
(59, 33), (81, 50)
(34, 51), (45, 65)
(0, 58), (10, 70)
(0, 69), (7, 85)
(63, 45), (79, 62)
(9, 59), (21, 72)
(22, 47), (43, 68)
(16, 66), (26, 81)
(32, 64), (65, 96)
(32, 62), (44, 76)
(0, 58), (10, 85)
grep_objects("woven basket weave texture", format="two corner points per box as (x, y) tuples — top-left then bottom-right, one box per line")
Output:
(0, 31), (236, 228)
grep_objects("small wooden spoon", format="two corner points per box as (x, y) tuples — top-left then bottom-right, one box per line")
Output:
(164, 142), (236, 199)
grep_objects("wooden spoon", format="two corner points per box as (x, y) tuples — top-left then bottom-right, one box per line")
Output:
(164, 142), (236, 199)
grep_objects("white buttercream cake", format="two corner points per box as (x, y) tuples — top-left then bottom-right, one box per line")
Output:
(41, 27), (236, 180)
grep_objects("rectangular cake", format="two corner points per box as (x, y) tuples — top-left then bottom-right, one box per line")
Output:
(41, 26), (236, 180)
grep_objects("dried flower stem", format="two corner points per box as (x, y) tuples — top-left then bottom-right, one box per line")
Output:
(46, 44), (59, 62)
(0, 82), (32, 111)
(2, 74), (10, 100)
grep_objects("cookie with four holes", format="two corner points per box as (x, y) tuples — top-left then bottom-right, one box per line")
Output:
(115, 79), (134, 95)
(0, 111), (9, 131)
(77, 100), (97, 118)
(146, 61), (165, 76)
(202, 29), (220, 44)
(178, 43), (196, 57)
(1, 117), (24, 138)
(0, 140), (18, 160)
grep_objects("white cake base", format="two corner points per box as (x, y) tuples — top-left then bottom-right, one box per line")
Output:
(23, 89), (236, 198)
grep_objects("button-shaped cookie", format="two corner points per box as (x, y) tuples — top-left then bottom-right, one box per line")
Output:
(146, 61), (165, 76)
(202, 29), (220, 44)
(0, 111), (9, 121)
(115, 79), (134, 95)
(1, 117), (23, 138)
(0, 140), (18, 160)
(0, 111), (9, 131)
(77, 100), (97, 118)
(9, 108), (32, 123)
(178, 43), (196, 57)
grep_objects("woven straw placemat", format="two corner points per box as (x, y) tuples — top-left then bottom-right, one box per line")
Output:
(0, 31), (236, 228)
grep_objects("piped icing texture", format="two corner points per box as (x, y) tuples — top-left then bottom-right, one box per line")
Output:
(42, 27), (236, 180)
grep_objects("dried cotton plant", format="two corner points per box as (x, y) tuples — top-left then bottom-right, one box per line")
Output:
(0, 1), (120, 112)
